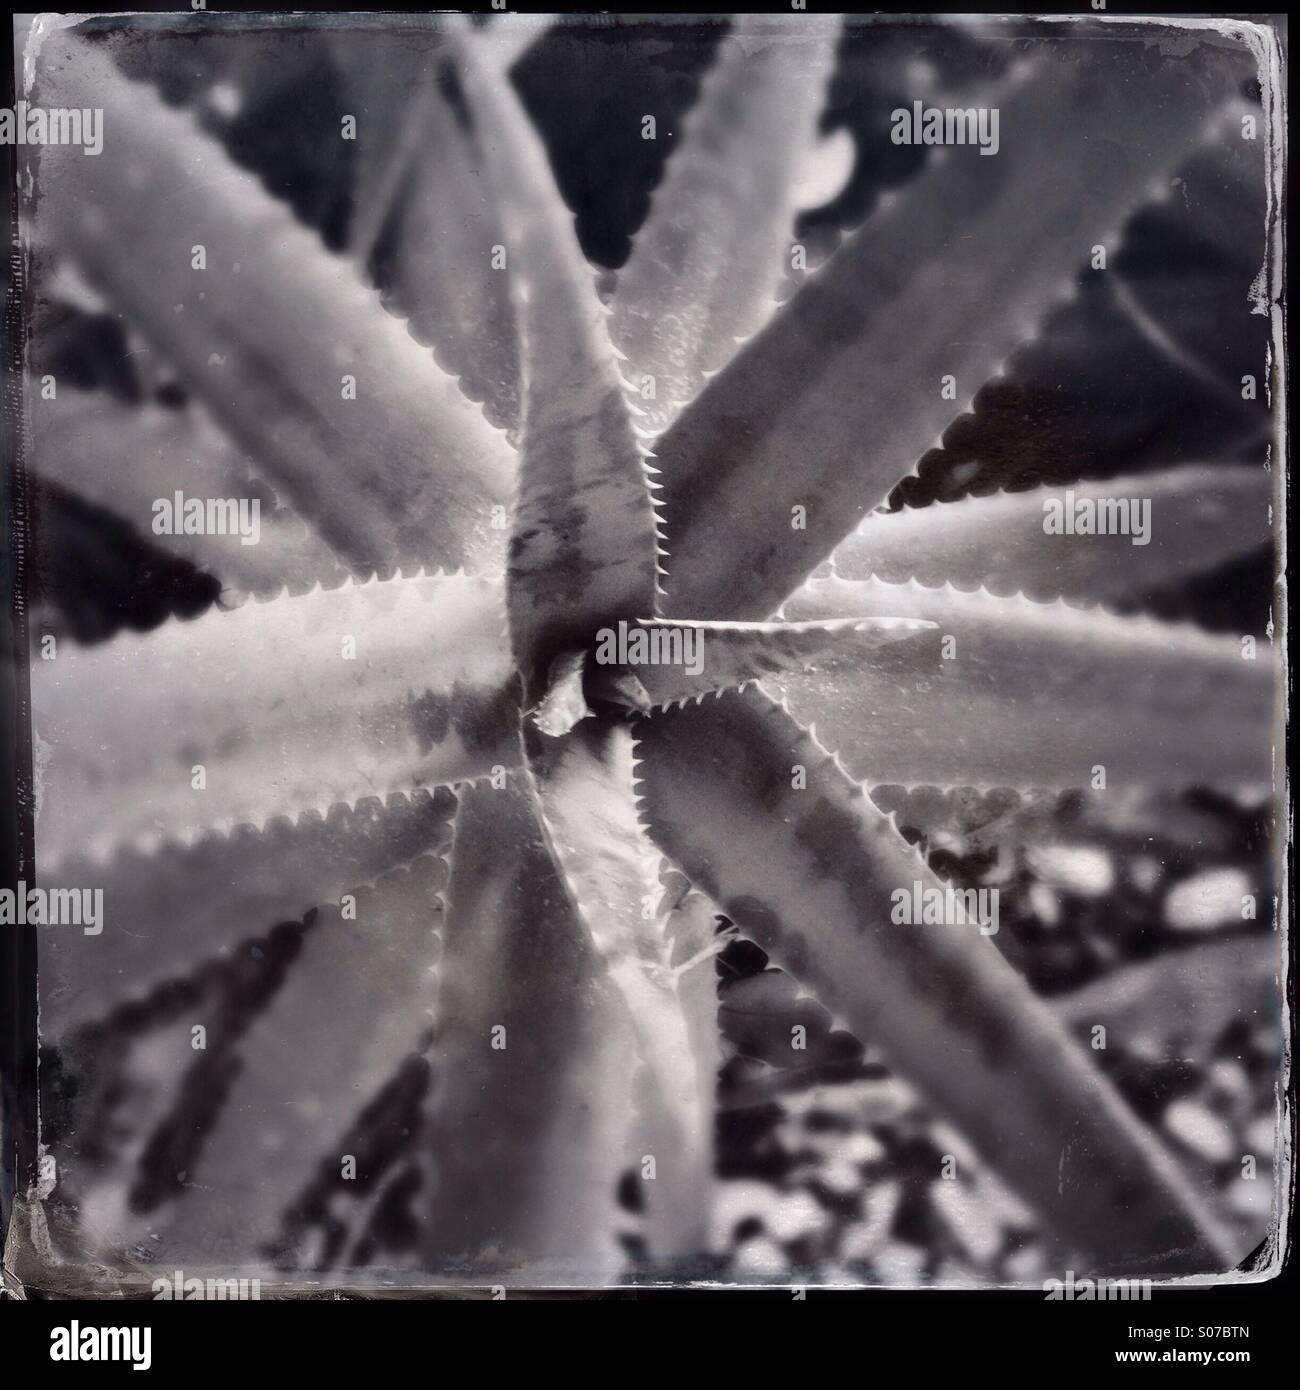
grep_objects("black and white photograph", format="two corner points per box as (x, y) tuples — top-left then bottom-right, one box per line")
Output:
(0, 1), (1289, 1361)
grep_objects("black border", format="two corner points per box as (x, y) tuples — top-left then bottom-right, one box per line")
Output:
(0, 5), (1291, 1352)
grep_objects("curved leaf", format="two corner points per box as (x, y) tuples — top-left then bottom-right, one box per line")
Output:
(452, 34), (658, 688)
(653, 41), (1246, 619)
(611, 15), (841, 435)
(425, 778), (639, 1283)
(40, 790), (455, 1038)
(29, 32), (514, 577)
(341, 23), (525, 429)
(778, 577), (1275, 791)
(32, 574), (520, 863)
(29, 388), (344, 597)
(831, 467), (1272, 604)
(636, 686), (1237, 1273)
(140, 854), (449, 1271)
(528, 723), (713, 1257)
(588, 614), (936, 713)
(1055, 933), (1280, 1058)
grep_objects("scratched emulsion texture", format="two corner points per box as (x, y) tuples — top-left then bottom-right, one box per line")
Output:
(4, 13), (1286, 1294)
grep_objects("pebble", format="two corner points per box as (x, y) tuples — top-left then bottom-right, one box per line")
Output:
(815, 1261), (859, 1287)
(1164, 1098), (1235, 1164)
(777, 1089), (820, 1121)
(839, 1180), (901, 1263)
(709, 1180), (779, 1250)
(1004, 1242), (1048, 1283)
(1250, 1024), (1280, 1059)
(817, 1156), (865, 1198)
(931, 1180), (1004, 1265)
(931, 1121), (979, 1171)
(873, 1241), (928, 1284)
(838, 1130), (886, 1166)
(975, 1170), (1038, 1231)
(849, 1078), (917, 1125)
(1028, 881), (1061, 926)
(933, 1259), (992, 1285)
(731, 1236), (788, 1280)
(205, 81), (243, 121)
(1224, 1175), (1273, 1222)
(1206, 1059), (1251, 1110)
(1130, 855), (1162, 893)
(766, 1189), (830, 1244)
(1163, 868), (1250, 931)
(774, 1119), (809, 1156)
(1026, 844), (1115, 897)
(1245, 1113), (1278, 1160)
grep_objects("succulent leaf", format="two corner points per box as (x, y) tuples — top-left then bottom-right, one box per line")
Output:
(528, 722), (713, 1254)
(635, 686), (1237, 1272)
(587, 614), (937, 713)
(29, 388), (344, 597)
(611, 14), (842, 435)
(452, 34), (659, 687)
(652, 43), (1247, 619)
(139, 853), (449, 1269)
(779, 577), (1275, 790)
(831, 468), (1272, 605)
(40, 790), (456, 1039)
(340, 25), (524, 430)
(658, 872), (724, 1200)
(1055, 933), (1280, 1061)
(897, 134), (1271, 510)
(425, 778), (638, 1281)
(32, 34), (514, 577)
(32, 574), (520, 864)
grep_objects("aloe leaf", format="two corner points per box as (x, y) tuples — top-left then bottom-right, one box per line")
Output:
(652, 41), (1246, 619)
(831, 467), (1272, 604)
(336, 26), (440, 268)
(868, 783), (1059, 856)
(48, 1014), (214, 1268)
(530, 648), (593, 738)
(425, 778), (638, 1282)
(611, 14), (841, 435)
(871, 784), (1271, 867)
(29, 388), (344, 597)
(271, 1052), (434, 1273)
(28, 33), (514, 576)
(635, 687), (1238, 1273)
(130, 852), (449, 1270)
(659, 869), (724, 1171)
(1054, 933), (1281, 1059)
(39, 790), (456, 1039)
(587, 614), (936, 714)
(714, 925), (862, 1081)
(778, 577), (1275, 791)
(452, 34), (659, 684)
(340, 26), (523, 430)
(341, 15), (543, 262)
(527, 723), (713, 1257)
(898, 129), (1271, 511)
(1109, 136), (1268, 404)
(46, 909), (362, 1269)
(32, 574), (520, 864)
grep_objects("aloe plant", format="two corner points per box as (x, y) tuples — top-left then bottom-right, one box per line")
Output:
(8, 14), (1282, 1292)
